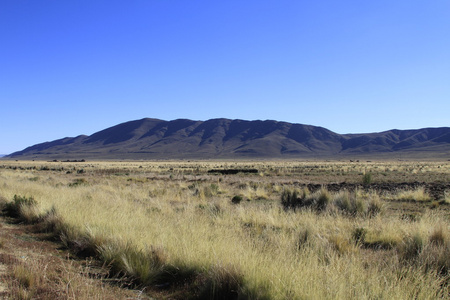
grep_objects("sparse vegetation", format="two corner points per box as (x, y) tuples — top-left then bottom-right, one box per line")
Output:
(0, 160), (449, 299)
(391, 187), (432, 202)
(282, 188), (384, 217)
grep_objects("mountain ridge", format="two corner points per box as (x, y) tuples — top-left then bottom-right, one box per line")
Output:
(6, 118), (450, 160)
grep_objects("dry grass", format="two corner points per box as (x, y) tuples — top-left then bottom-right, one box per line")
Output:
(391, 187), (432, 202)
(0, 160), (449, 299)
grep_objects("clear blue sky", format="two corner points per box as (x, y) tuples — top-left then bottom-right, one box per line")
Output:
(1, 1), (449, 154)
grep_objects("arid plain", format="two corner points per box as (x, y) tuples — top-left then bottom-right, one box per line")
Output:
(0, 160), (449, 299)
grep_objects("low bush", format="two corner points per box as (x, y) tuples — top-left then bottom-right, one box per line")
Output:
(231, 195), (243, 204)
(362, 173), (372, 185)
(281, 187), (333, 212)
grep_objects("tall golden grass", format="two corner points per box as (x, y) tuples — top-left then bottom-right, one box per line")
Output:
(0, 161), (449, 299)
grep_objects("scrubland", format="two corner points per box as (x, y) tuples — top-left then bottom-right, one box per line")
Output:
(0, 160), (449, 299)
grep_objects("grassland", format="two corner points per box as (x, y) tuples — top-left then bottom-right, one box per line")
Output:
(0, 160), (449, 299)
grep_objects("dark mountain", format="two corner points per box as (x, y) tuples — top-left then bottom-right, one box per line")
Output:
(6, 118), (450, 160)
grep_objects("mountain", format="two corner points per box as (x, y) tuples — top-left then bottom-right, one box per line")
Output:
(5, 118), (450, 160)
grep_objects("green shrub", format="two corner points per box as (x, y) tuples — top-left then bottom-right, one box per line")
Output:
(231, 195), (243, 204)
(362, 173), (372, 185)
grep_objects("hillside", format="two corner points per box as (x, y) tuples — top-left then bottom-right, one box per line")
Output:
(6, 118), (450, 160)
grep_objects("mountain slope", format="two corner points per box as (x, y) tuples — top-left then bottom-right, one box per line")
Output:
(6, 118), (450, 160)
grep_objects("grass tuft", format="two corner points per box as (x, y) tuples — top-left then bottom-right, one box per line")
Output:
(13, 264), (38, 289)
(197, 264), (244, 300)
(4, 195), (39, 220)
(399, 232), (425, 262)
(393, 187), (432, 202)
(429, 226), (447, 246)
(283, 188), (384, 217)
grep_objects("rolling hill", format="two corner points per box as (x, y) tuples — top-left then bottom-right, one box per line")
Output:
(5, 118), (450, 160)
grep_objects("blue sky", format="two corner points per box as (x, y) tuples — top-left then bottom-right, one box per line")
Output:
(1, 1), (449, 154)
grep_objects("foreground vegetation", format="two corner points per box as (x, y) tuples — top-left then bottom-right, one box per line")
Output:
(0, 160), (449, 299)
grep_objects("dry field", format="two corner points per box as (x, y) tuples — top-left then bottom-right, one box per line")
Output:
(0, 160), (449, 299)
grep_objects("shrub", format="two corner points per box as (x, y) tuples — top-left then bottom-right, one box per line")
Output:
(231, 195), (243, 204)
(362, 173), (372, 185)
